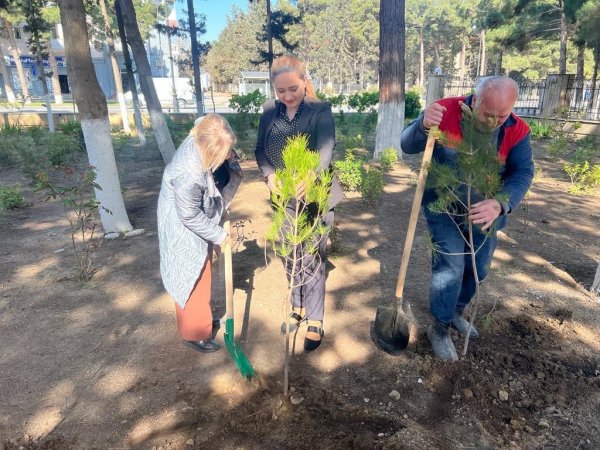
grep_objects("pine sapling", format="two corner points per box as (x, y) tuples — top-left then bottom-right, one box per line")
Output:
(427, 112), (508, 356)
(266, 135), (332, 395)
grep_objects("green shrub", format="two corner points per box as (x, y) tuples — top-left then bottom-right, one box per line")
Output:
(43, 133), (80, 167)
(59, 119), (85, 150)
(229, 90), (267, 114)
(338, 134), (365, 151)
(0, 133), (37, 168)
(526, 119), (553, 140)
(26, 125), (46, 144)
(360, 165), (384, 204)
(347, 91), (379, 113)
(405, 90), (422, 119)
(379, 148), (399, 171)
(0, 185), (25, 210)
(573, 135), (599, 163)
(335, 151), (364, 192)
(563, 161), (600, 194)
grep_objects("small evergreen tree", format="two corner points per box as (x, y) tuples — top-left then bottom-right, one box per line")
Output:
(266, 135), (332, 396)
(426, 112), (508, 356)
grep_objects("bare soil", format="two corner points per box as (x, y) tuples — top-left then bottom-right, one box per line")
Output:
(1, 138), (599, 450)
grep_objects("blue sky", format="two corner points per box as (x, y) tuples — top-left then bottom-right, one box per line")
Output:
(176, 0), (248, 43)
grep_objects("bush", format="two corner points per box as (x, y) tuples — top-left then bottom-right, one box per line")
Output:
(360, 165), (384, 204)
(379, 148), (399, 171)
(338, 134), (365, 151)
(334, 151), (364, 192)
(405, 90), (422, 119)
(347, 91), (379, 113)
(0, 132), (37, 168)
(59, 119), (85, 150)
(229, 90), (267, 114)
(526, 119), (552, 140)
(43, 133), (81, 167)
(563, 161), (600, 194)
(0, 185), (25, 211)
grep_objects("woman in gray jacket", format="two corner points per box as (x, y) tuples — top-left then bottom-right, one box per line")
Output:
(158, 114), (242, 353)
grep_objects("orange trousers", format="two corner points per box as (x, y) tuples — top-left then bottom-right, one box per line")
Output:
(175, 256), (213, 341)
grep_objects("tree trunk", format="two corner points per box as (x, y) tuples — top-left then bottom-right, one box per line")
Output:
(590, 46), (599, 112)
(167, 31), (179, 113)
(375, 0), (405, 159)
(118, 0), (175, 163)
(3, 18), (30, 100)
(479, 29), (486, 76)
(115, 0), (145, 145)
(0, 45), (16, 103)
(47, 40), (63, 105)
(559, 9), (567, 75)
(36, 54), (55, 132)
(187, 0), (205, 116)
(575, 43), (585, 105)
(99, 0), (130, 132)
(419, 25), (424, 87)
(459, 35), (466, 82)
(58, 0), (133, 234)
(494, 50), (503, 76)
(266, 0), (274, 97)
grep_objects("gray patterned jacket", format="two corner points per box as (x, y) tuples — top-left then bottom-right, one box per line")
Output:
(157, 135), (242, 308)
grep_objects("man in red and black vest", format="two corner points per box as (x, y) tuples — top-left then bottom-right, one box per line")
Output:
(401, 76), (534, 362)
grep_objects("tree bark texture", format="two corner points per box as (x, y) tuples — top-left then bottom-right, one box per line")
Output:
(3, 18), (30, 99)
(375, 0), (405, 158)
(114, 0), (146, 145)
(99, 0), (130, 131)
(187, 0), (205, 115)
(118, 0), (175, 163)
(58, 0), (133, 233)
(0, 45), (16, 103)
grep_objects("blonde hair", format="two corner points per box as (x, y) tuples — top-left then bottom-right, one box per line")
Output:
(189, 114), (236, 172)
(271, 55), (316, 99)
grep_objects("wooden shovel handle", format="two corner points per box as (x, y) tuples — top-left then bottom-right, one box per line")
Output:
(223, 219), (234, 320)
(395, 132), (437, 299)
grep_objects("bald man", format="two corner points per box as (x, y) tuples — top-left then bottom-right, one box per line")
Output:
(401, 76), (534, 362)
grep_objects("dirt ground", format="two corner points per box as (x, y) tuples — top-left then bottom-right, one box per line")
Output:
(1, 136), (599, 450)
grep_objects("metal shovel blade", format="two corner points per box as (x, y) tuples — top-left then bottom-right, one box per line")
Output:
(374, 299), (411, 354)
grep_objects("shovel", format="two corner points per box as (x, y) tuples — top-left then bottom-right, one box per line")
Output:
(223, 219), (257, 380)
(374, 132), (437, 354)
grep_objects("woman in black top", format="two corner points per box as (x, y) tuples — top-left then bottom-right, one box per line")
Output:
(255, 55), (343, 352)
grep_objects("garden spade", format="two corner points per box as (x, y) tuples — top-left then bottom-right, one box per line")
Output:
(374, 132), (437, 354)
(223, 219), (257, 380)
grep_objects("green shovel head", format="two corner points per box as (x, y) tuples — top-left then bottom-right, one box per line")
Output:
(224, 318), (257, 380)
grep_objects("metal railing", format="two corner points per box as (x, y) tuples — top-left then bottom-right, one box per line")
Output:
(566, 78), (600, 121)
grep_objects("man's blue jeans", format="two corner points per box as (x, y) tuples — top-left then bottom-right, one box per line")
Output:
(424, 208), (498, 327)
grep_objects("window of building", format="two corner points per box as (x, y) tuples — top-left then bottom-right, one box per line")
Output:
(13, 27), (22, 40)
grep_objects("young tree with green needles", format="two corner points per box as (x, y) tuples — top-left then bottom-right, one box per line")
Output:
(266, 134), (332, 396)
(426, 111), (508, 356)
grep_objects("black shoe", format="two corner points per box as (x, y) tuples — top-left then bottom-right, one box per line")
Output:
(304, 325), (324, 352)
(182, 338), (221, 353)
(280, 311), (307, 335)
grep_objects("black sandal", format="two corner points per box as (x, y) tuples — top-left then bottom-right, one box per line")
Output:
(280, 311), (306, 335)
(304, 325), (324, 352)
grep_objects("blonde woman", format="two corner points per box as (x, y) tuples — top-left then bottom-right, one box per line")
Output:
(255, 55), (343, 351)
(158, 114), (242, 353)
